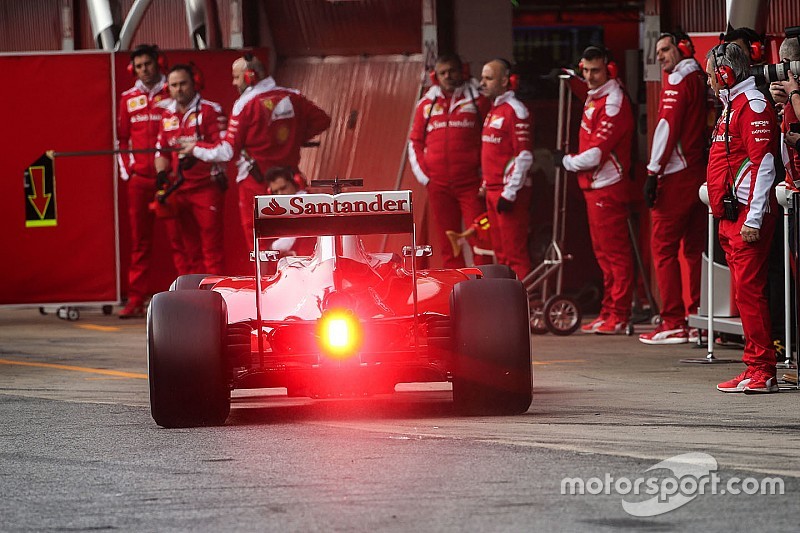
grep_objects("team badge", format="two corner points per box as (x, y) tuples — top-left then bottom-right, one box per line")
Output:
(276, 125), (289, 143)
(489, 116), (504, 129)
(127, 95), (147, 112)
(162, 116), (180, 131)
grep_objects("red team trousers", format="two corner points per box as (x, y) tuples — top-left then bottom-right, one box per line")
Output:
(163, 184), (225, 275)
(486, 187), (532, 280)
(649, 165), (706, 328)
(126, 175), (159, 304)
(427, 180), (492, 268)
(718, 206), (776, 370)
(583, 181), (633, 320)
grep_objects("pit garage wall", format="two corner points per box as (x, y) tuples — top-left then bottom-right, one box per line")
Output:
(276, 55), (428, 254)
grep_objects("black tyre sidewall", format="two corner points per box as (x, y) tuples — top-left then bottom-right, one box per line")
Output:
(148, 290), (230, 427)
(451, 279), (532, 414)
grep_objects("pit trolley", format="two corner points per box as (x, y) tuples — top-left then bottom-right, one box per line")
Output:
(521, 74), (582, 335)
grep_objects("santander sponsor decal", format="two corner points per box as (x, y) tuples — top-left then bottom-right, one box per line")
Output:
(257, 192), (412, 218)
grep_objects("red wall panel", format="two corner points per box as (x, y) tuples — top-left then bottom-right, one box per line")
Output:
(0, 52), (117, 305)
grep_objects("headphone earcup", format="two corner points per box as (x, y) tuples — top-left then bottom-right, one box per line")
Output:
(607, 61), (618, 79)
(292, 172), (307, 191)
(509, 73), (519, 91)
(461, 63), (471, 80)
(243, 68), (256, 86)
(127, 62), (134, 76)
(677, 39), (693, 58)
(750, 42), (764, 63)
(157, 52), (167, 71)
(716, 65), (735, 88)
(429, 70), (438, 85)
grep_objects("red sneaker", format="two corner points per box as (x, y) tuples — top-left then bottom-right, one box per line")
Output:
(119, 300), (145, 319)
(743, 370), (779, 394)
(595, 316), (628, 335)
(717, 368), (754, 393)
(639, 323), (688, 345)
(581, 315), (606, 334)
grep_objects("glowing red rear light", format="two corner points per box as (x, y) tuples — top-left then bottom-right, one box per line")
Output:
(317, 309), (362, 359)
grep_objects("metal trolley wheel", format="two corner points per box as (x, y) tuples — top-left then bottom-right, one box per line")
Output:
(543, 295), (581, 336)
(529, 299), (548, 335)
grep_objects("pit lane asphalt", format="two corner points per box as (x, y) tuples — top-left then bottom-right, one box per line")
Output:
(0, 306), (798, 531)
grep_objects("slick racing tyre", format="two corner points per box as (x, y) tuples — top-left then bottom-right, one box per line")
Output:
(148, 290), (230, 428)
(170, 274), (215, 291)
(451, 278), (532, 415)
(476, 264), (516, 279)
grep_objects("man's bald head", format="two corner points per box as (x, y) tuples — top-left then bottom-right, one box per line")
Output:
(231, 55), (267, 95)
(480, 59), (510, 100)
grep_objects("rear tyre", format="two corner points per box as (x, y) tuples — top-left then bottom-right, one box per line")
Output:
(451, 279), (532, 415)
(170, 274), (215, 291)
(543, 295), (581, 336)
(476, 264), (516, 279)
(148, 290), (230, 428)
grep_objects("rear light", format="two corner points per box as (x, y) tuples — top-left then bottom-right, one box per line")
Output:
(317, 309), (362, 359)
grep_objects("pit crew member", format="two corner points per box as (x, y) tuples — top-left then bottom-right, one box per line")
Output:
(408, 53), (492, 268)
(181, 54), (331, 250)
(706, 43), (780, 394)
(555, 46), (635, 335)
(155, 64), (228, 275)
(639, 31), (709, 345)
(116, 44), (170, 319)
(479, 58), (533, 281)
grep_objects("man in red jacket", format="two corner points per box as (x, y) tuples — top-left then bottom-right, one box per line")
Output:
(117, 44), (169, 318)
(479, 59), (533, 280)
(155, 64), (228, 275)
(706, 43), (780, 394)
(408, 53), (491, 268)
(181, 54), (331, 250)
(557, 46), (635, 335)
(639, 31), (709, 345)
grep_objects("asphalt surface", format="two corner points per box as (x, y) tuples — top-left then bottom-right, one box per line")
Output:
(0, 306), (798, 531)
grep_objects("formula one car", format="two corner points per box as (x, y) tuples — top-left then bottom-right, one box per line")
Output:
(147, 181), (532, 427)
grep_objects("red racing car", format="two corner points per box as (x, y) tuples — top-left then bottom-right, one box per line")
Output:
(147, 182), (532, 427)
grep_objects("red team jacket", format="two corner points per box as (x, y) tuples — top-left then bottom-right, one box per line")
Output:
(647, 59), (709, 175)
(563, 78), (634, 190)
(193, 77), (330, 178)
(707, 77), (778, 227)
(480, 91), (534, 201)
(408, 81), (490, 186)
(117, 76), (170, 179)
(155, 94), (227, 189)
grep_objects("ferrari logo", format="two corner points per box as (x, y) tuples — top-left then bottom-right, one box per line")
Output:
(264, 99), (274, 110)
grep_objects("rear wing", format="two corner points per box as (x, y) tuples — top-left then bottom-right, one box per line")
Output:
(253, 191), (413, 238)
